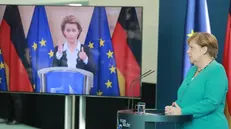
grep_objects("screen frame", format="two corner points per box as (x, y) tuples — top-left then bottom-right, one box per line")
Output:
(0, 4), (144, 99)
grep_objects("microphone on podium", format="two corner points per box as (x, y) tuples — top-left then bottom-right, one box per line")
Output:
(128, 69), (155, 110)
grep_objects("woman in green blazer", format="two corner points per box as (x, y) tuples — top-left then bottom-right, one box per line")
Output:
(165, 32), (229, 129)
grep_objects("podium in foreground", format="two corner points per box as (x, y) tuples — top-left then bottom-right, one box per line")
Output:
(38, 67), (94, 129)
(117, 109), (192, 129)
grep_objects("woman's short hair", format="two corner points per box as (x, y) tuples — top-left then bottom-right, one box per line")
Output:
(187, 32), (218, 58)
(61, 15), (82, 39)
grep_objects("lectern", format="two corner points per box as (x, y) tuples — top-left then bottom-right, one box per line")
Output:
(38, 67), (94, 129)
(117, 109), (192, 129)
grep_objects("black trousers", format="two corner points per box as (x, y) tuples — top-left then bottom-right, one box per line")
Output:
(7, 93), (22, 121)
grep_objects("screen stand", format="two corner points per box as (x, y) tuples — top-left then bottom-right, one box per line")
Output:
(64, 96), (86, 129)
(79, 96), (86, 129)
(64, 95), (75, 129)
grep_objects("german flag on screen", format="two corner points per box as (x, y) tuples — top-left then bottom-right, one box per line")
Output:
(112, 7), (142, 97)
(0, 5), (33, 92)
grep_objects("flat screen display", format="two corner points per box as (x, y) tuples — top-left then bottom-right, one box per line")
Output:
(0, 5), (143, 98)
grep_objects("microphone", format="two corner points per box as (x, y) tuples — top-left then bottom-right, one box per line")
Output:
(127, 70), (155, 110)
(127, 70), (152, 109)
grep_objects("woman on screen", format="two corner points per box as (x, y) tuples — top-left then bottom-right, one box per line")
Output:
(52, 15), (95, 74)
(165, 32), (228, 129)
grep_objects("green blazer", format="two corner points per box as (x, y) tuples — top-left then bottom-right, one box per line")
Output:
(176, 60), (229, 129)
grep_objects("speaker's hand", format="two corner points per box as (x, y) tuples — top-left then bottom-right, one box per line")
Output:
(79, 47), (87, 60)
(58, 43), (63, 54)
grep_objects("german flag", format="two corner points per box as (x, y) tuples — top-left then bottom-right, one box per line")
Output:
(223, 2), (231, 128)
(0, 5), (33, 92)
(112, 7), (142, 97)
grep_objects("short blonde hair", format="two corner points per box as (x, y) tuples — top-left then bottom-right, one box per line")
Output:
(187, 32), (218, 58)
(61, 15), (82, 39)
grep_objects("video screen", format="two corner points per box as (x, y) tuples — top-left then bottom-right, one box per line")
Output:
(0, 5), (142, 97)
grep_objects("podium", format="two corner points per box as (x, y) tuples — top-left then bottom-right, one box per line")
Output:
(37, 67), (94, 129)
(37, 67), (94, 94)
(117, 109), (192, 129)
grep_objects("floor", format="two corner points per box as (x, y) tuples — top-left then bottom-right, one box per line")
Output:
(0, 119), (38, 129)
(0, 123), (38, 129)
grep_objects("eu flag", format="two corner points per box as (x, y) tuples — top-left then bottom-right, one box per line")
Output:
(27, 6), (54, 92)
(0, 49), (7, 91)
(182, 0), (211, 79)
(85, 7), (120, 96)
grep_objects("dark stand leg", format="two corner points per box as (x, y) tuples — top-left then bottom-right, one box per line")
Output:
(7, 93), (22, 122)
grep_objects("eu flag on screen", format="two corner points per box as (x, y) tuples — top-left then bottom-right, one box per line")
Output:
(0, 49), (7, 91)
(85, 7), (120, 96)
(27, 6), (54, 92)
(183, 0), (211, 79)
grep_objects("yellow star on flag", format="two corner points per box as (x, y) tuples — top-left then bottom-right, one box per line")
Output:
(32, 42), (37, 51)
(109, 65), (116, 73)
(39, 39), (46, 47)
(187, 29), (195, 37)
(0, 62), (4, 69)
(106, 50), (113, 58)
(99, 38), (105, 47)
(0, 78), (2, 83)
(48, 50), (54, 58)
(88, 42), (94, 49)
(97, 90), (103, 96)
(0, 49), (2, 54)
(105, 80), (112, 88)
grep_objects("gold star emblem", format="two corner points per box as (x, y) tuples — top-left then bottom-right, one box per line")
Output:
(106, 50), (113, 58)
(99, 38), (105, 47)
(105, 80), (112, 88)
(0, 49), (2, 54)
(39, 39), (46, 47)
(0, 62), (4, 69)
(187, 30), (195, 37)
(0, 78), (2, 83)
(32, 42), (37, 51)
(109, 65), (116, 73)
(48, 50), (54, 58)
(88, 42), (94, 49)
(97, 90), (103, 96)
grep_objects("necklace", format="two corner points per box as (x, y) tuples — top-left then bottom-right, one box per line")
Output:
(191, 59), (214, 80)
(197, 59), (214, 73)
(180, 59), (214, 103)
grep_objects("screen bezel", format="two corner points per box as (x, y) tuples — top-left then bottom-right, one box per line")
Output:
(0, 4), (143, 99)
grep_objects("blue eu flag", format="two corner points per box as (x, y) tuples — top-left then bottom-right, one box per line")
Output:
(85, 7), (120, 96)
(0, 49), (7, 91)
(182, 0), (211, 79)
(27, 6), (54, 92)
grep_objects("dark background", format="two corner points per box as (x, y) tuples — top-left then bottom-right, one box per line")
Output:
(0, 0), (230, 129)
(0, 82), (155, 129)
(157, 0), (229, 109)
(157, 0), (229, 128)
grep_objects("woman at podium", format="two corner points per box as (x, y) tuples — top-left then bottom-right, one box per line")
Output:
(52, 15), (95, 74)
(165, 32), (228, 129)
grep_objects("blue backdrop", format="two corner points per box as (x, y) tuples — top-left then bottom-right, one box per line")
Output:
(157, 0), (229, 129)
